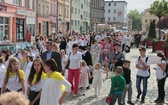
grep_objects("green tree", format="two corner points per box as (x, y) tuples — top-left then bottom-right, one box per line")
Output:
(149, 0), (168, 39)
(128, 10), (142, 31)
(148, 20), (156, 39)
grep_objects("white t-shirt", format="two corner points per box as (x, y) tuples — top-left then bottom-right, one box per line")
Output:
(69, 52), (82, 69)
(136, 56), (151, 77)
(62, 55), (68, 70)
(156, 60), (166, 79)
(0, 64), (6, 87)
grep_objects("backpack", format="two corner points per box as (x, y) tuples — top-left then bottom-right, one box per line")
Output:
(138, 56), (150, 78)
(165, 62), (168, 77)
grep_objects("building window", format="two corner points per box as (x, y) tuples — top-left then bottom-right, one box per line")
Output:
(32, 0), (35, 9)
(43, 5), (45, 15)
(13, 0), (20, 5)
(84, 0), (86, 4)
(113, 17), (116, 21)
(26, 0), (29, 8)
(114, 2), (116, 6)
(75, 8), (77, 14)
(46, 6), (49, 15)
(42, 22), (48, 36)
(145, 19), (148, 23)
(38, 4), (41, 15)
(108, 17), (111, 21)
(54, 4), (56, 15)
(108, 9), (111, 13)
(26, 17), (35, 37)
(0, 17), (9, 40)
(81, 4), (83, 9)
(16, 19), (24, 42)
(75, 20), (77, 26)
(0, 0), (3, 2)
(72, 7), (74, 14)
(108, 3), (111, 6)
(71, 20), (73, 26)
(78, 20), (80, 25)
(78, 9), (80, 14)
(114, 9), (116, 13)
(67, 9), (69, 18)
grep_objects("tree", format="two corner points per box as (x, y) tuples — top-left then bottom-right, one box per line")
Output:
(148, 20), (156, 39)
(149, 0), (168, 39)
(128, 10), (142, 31)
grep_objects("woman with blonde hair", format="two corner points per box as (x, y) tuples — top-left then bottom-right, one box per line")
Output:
(53, 43), (59, 52)
(0, 91), (29, 105)
(1, 57), (25, 94)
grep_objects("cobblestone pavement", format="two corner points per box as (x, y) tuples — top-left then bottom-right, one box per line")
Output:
(63, 48), (168, 105)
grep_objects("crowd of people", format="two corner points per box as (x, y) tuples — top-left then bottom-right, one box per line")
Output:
(0, 31), (167, 105)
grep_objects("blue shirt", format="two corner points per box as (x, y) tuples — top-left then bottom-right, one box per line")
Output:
(46, 50), (52, 59)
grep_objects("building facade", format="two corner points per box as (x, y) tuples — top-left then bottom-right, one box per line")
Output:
(0, 0), (27, 42)
(142, 9), (159, 32)
(58, 0), (70, 35)
(37, 0), (50, 36)
(104, 1), (127, 28)
(90, 0), (105, 31)
(71, 0), (90, 33)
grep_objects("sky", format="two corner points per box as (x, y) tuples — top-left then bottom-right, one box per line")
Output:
(105, 0), (157, 13)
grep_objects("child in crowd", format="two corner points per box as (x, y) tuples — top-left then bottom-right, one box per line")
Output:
(79, 60), (90, 95)
(109, 66), (126, 105)
(91, 63), (103, 97)
(0, 58), (6, 94)
(122, 60), (134, 105)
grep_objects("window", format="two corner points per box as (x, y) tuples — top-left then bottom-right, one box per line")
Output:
(54, 4), (56, 15)
(113, 9), (116, 13)
(16, 19), (24, 41)
(0, 0), (3, 2)
(78, 20), (80, 25)
(81, 4), (83, 9)
(78, 9), (80, 14)
(71, 20), (73, 26)
(26, 0), (29, 8)
(0, 17), (9, 40)
(75, 20), (77, 26)
(108, 17), (111, 21)
(75, 8), (77, 14)
(67, 9), (69, 18)
(46, 6), (49, 15)
(43, 5), (45, 15)
(113, 17), (116, 21)
(38, 4), (41, 15)
(145, 19), (148, 23)
(13, 0), (20, 5)
(108, 3), (111, 6)
(84, 0), (86, 4)
(108, 10), (111, 13)
(87, 1), (88, 6)
(72, 7), (74, 14)
(32, 0), (35, 9)
(114, 2), (116, 6)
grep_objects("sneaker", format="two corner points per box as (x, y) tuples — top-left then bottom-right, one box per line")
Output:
(73, 94), (77, 98)
(127, 101), (134, 105)
(137, 94), (141, 99)
(140, 99), (145, 103)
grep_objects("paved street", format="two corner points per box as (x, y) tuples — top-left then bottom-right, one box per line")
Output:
(64, 48), (168, 105)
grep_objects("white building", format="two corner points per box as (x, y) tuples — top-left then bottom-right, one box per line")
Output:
(71, 0), (90, 33)
(104, 0), (127, 28)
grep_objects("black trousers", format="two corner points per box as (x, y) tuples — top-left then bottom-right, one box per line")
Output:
(157, 77), (166, 100)
(28, 91), (40, 105)
(6, 88), (22, 92)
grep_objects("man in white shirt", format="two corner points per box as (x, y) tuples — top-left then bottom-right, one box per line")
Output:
(135, 46), (150, 103)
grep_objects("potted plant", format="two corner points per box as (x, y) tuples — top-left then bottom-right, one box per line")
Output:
(147, 20), (156, 48)
(152, 38), (164, 52)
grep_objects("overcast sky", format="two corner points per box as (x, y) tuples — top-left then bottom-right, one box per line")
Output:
(105, 0), (159, 13)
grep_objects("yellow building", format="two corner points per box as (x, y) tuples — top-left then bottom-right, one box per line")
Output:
(58, 0), (71, 35)
(142, 9), (159, 32)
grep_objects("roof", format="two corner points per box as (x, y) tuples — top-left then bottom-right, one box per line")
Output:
(105, 0), (128, 4)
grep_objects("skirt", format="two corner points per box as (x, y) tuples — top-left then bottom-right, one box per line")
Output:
(28, 90), (40, 105)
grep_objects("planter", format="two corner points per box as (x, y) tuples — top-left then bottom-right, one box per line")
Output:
(164, 47), (168, 58)
(146, 39), (152, 48)
(153, 41), (164, 52)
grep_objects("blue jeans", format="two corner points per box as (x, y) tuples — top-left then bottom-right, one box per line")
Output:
(136, 75), (148, 100)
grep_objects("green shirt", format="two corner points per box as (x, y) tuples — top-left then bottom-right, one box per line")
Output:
(110, 75), (126, 95)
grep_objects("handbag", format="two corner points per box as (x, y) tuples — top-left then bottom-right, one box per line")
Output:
(65, 52), (71, 69)
(106, 95), (112, 104)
